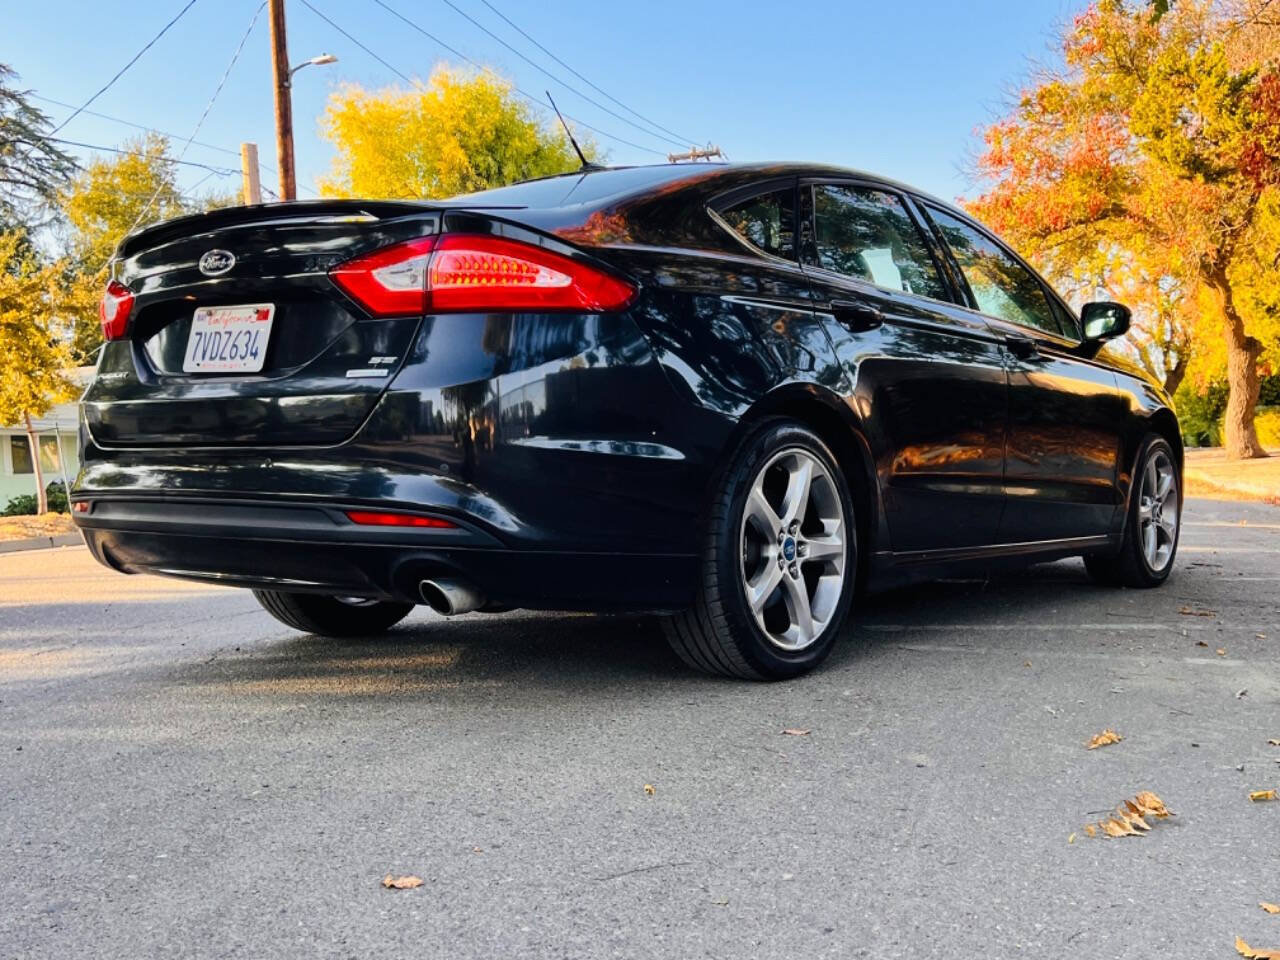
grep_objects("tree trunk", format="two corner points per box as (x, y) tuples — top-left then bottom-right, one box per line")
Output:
(1205, 272), (1268, 459)
(1162, 353), (1188, 397)
(23, 411), (48, 514)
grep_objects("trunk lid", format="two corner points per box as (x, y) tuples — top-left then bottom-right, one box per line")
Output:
(83, 201), (441, 448)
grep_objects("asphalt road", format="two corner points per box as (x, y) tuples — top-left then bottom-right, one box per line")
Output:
(2, 496), (1279, 959)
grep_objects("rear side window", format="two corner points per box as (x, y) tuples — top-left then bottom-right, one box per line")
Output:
(810, 185), (948, 301)
(926, 207), (1067, 337)
(715, 187), (796, 261)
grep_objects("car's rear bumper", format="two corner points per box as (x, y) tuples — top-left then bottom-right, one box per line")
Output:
(74, 497), (698, 611)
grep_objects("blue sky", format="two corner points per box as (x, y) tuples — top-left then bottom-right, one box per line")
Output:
(7, 0), (1086, 204)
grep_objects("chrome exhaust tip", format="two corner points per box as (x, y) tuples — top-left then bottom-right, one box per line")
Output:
(418, 578), (484, 616)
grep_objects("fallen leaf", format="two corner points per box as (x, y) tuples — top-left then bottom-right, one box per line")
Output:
(711, 898), (729, 906)
(1068, 832), (1076, 844)
(1087, 729), (1124, 750)
(781, 728), (811, 737)
(1250, 790), (1277, 802)
(1196, 640), (1210, 647)
(1239, 689), (1250, 699)
(1268, 740), (1280, 747)
(1100, 816), (1140, 837)
(382, 874), (423, 890)
(1260, 903), (1280, 915)
(1258, 634), (1268, 640)
(1083, 791), (1173, 839)
(643, 783), (655, 796)
(1237, 936), (1280, 959)
(1218, 648), (1228, 657)
(1133, 791), (1174, 819)
(1180, 606), (1216, 617)
(1023, 660), (1032, 668)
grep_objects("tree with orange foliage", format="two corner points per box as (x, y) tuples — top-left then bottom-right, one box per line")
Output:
(967, 0), (1280, 458)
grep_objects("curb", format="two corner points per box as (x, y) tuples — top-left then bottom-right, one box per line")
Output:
(0, 533), (84, 554)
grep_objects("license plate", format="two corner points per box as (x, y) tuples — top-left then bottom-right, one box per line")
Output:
(182, 304), (274, 373)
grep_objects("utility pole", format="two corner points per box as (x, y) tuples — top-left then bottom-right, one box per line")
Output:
(240, 142), (263, 205)
(667, 145), (725, 163)
(268, 0), (296, 201)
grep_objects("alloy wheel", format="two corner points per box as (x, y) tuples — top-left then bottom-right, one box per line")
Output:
(1139, 449), (1178, 572)
(738, 447), (848, 651)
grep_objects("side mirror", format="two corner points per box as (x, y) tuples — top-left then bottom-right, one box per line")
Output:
(1080, 301), (1131, 342)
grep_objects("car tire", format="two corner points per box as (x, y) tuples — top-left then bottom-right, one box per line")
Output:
(663, 419), (858, 680)
(252, 590), (415, 636)
(1084, 433), (1181, 588)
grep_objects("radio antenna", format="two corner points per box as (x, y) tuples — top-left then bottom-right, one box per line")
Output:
(546, 91), (604, 172)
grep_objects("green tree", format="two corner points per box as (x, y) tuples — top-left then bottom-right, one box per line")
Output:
(0, 64), (76, 229)
(966, 0), (1280, 458)
(0, 230), (77, 514)
(318, 66), (592, 200)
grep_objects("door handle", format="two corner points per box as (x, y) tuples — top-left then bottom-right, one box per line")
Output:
(829, 299), (884, 332)
(1004, 334), (1040, 360)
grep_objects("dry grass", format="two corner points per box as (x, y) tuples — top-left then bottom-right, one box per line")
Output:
(0, 512), (77, 542)
(1184, 448), (1280, 505)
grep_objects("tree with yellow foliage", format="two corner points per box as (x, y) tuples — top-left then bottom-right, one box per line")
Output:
(967, 0), (1280, 459)
(59, 133), (234, 359)
(0, 230), (77, 514)
(319, 66), (591, 200)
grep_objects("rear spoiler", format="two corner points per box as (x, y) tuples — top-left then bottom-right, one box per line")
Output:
(116, 199), (441, 259)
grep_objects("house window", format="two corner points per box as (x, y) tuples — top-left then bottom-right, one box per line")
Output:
(7, 435), (62, 474)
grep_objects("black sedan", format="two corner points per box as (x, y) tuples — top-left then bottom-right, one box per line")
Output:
(73, 163), (1182, 679)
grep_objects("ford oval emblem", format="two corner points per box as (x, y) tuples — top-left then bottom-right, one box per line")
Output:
(198, 249), (236, 276)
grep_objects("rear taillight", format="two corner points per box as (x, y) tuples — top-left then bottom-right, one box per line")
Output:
(99, 280), (135, 340)
(329, 237), (437, 318)
(330, 234), (635, 316)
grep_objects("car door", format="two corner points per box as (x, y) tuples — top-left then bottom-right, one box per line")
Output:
(921, 204), (1125, 544)
(799, 180), (1009, 554)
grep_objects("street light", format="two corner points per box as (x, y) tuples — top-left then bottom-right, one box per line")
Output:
(288, 52), (338, 85)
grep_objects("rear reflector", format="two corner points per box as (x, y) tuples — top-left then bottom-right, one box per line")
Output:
(99, 280), (135, 340)
(345, 510), (456, 529)
(330, 233), (634, 316)
(72, 501), (90, 514)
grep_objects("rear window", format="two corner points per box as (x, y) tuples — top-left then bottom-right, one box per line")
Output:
(715, 187), (796, 261)
(447, 165), (703, 208)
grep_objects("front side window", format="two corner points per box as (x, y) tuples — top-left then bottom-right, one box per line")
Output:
(926, 207), (1066, 336)
(715, 187), (796, 261)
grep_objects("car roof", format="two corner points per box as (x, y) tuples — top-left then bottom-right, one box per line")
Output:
(445, 161), (967, 220)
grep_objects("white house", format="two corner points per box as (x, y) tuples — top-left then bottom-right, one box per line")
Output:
(1, 367), (93, 506)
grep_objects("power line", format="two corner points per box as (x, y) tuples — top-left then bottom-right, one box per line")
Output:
(36, 95), (240, 159)
(332, 0), (666, 157)
(100, 1), (265, 273)
(48, 138), (238, 176)
(428, 0), (688, 149)
(477, 0), (695, 146)
(298, 0), (413, 83)
(50, 0), (200, 136)
(39, 98), (307, 198)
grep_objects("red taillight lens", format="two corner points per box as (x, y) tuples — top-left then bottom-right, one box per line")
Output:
(329, 234), (634, 316)
(330, 237), (437, 318)
(345, 510), (457, 528)
(99, 280), (135, 340)
(427, 234), (635, 312)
